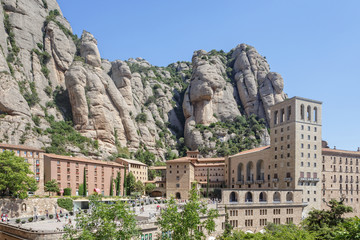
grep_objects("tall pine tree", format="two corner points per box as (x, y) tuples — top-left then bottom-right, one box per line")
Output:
(83, 167), (87, 197)
(109, 176), (113, 196)
(116, 171), (121, 196)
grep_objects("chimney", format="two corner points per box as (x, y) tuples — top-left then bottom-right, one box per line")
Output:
(334, 146), (336, 150)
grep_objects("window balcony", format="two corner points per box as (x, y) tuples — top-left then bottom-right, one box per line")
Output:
(255, 179), (264, 184)
(272, 178), (279, 183)
(284, 177), (292, 182)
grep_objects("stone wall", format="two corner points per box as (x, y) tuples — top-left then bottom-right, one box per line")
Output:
(0, 222), (63, 240)
(0, 198), (68, 219)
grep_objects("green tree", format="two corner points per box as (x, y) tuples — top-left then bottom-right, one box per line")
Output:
(157, 185), (219, 240)
(303, 199), (352, 239)
(145, 183), (156, 195)
(63, 198), (139, 239)
(83, 167), (87, 197)
(44, 179), (59, 196)
(334, 217), (360, 240)
(126, 172), (136, 195)
(109, 176), (113, 196)
(63, 187), (71, 196)
(78, 183), (84, 196)
(134, 180), (144, 194)
(0, 151), (37, 199)
(226, 224), (314, 240)
(115, 171), (121, 196)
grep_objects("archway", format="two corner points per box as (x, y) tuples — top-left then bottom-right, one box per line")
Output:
(256, 160), (264, 181)
(259, 192), (267, 202)
(286, 192), (293, 202)
(175, 192), (181, 199)
(230, 192), (238, 202)
(273, 192), (281, 202)
(245, 192), (253, 202)
(237, 163), (244, 182)
(246, 162), (254, 182)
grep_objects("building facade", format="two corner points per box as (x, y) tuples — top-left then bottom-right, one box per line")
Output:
(166, 151), (225, 199)
(44, 154), (124, 196)
(321, 145), (360, 217)
(0, 143), (45, 195)
(116, 158), (148, 183)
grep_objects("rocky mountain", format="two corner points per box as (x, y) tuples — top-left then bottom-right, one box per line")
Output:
(0, 0), (286, 161)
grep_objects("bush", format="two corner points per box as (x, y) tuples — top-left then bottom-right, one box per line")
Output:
(28, 217), (33, 222)
(60, 214), (64, 217)
(49, 214), (54, 219)
(69, 211), (73, 216)
(21, 220), (26, 224)
(41, 217), (45, 220)
(63, 188), (71, 196)
(57, 198), (73, 211)
(135, 113), (147, 123)
(16, 219), (20, 223)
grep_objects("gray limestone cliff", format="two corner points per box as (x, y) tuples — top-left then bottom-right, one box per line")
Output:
(0, 0), (285, 160)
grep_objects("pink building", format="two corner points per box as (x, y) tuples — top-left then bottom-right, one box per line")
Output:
(44, 154), (125, 196)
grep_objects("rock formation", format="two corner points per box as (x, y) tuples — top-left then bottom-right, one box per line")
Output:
(0, 0), (286, 159)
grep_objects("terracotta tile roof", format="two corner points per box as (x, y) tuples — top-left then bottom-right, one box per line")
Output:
(44, 153), (124, 167)
(166, 157), (193, 163)
(0, 143), (44, 152)
(229, 145), (270, 157)
(195, 163), (225, 167)
(116, 158), (147, 166)
(322, 148), (360, 156)
(149, 166), (167, 170)
(196, 158), (225, 162)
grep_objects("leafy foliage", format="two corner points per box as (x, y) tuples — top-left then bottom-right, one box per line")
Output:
(135, 113), (147, 123)
(63, 198), (139, 239)
(302, 199), (353, 239)
(134, 146), (155, 166)
(44, 179), (59, 196)
(63, 187), (71, 196)
(134, 180), (144, 193)
(57, 198), (73, 211)
(157, 185), (219, 240)
(44, 114), (97, 156)
(126, 172), (136, 195)
(0, 151), (38, 199)
(145, 183), (156, 195)
(195, 114), (266, 156)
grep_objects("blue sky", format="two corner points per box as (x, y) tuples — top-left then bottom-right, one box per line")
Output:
(57, 0), (360, 151)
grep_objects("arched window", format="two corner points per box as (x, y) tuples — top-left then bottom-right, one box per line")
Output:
(21, 203), (27, 212)
(237, 163), (244, 182)
(246, 162), (254, 182)
(286, 192), (293, 202)
(256, 160), (264, 181)
(230, 192), (238, 202)
(307, 106), (311, 121)
(245, 192), (253, 202)
(175, 192), (181, 199)
(273, 192), (281, 202)
(287, 106), (291, 121)
(274, 111), (278, 125)
(313, 107), (318, 122)
(300, 105), (305, 120)
(259, 192), (267, 202)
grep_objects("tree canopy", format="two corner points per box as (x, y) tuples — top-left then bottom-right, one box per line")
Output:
(157, 185), (219, 240)
(44, 179), (59, 196)
(0, 150), (37, 199)
(63, 195), (139, 239)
